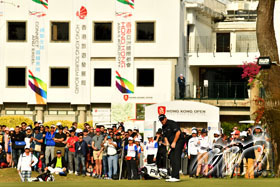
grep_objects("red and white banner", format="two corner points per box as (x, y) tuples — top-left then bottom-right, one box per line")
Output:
(115, 0), (135, 100)
(72, 0), (91, 104)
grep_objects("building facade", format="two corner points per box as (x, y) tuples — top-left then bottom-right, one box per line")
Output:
(0, 0), (181, 130)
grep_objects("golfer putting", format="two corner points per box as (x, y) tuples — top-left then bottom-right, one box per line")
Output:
(159, 114), (184, 182)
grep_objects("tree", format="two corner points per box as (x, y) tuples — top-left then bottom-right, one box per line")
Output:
(256, 0), (280, 176)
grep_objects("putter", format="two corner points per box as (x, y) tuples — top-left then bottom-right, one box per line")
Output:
(119, 141), (125, 180)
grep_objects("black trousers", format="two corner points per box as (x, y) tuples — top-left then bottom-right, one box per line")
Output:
(147, 155), (156, 164)
(156, 150), (167, 168)
(179, 85), (185, 99)
(126, 159), (138, 179)
(211, 155), (223, 178)
(188, 155), (197, 177)
(169, 140), (184, 179)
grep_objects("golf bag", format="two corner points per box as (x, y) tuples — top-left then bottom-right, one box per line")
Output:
(28, 171), (55, 182)
(140, 164), (169, 180)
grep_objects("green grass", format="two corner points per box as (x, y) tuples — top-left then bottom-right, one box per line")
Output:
(1, 168), (280, 187)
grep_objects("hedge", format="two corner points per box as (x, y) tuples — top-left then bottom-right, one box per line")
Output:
(0, 116), (34, 128)
(0, 116), (93, 129)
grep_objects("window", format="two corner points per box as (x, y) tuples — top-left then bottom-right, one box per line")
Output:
(51, 22), (70, 42)
(136, 22), (155, 42)
(136, 103), (153, 120)
(216, 33), (230, 52)
(7, 68), (26, 86)
(50, 68), (69, 87)
(94, 69), (111, 87)
(7, 22), (26, 41)
(93, 22), (112, 42)
(137, 69), (154, 87)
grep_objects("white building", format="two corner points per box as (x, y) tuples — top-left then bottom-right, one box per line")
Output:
(0, 0), (181, 130)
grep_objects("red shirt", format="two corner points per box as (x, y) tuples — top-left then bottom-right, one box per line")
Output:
(67, 136), (79, 152)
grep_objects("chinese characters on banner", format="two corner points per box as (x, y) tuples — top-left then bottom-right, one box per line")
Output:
(115, 0), (135, 101)
(72, 0), (90, 104)
(28, 0), (48, 105)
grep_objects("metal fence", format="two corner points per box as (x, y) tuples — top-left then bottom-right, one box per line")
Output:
(187, 35), (258, 53)
(177, 82), (249, 100)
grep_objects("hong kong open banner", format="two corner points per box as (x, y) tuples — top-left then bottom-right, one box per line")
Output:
(72, 0), (91, 104)
(28, 0), (48, 105)
(115, 0), (135, 102)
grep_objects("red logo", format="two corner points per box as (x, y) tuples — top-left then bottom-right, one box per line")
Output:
(158, 106), (166, 115)
(123, 95), (129, 101)
(76, 6), (87, 19)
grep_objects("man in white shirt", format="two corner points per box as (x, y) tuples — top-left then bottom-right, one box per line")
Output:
(104, 136), (118, 179)
(188, 129), (198, 177)
(17, 145), (38, 182)
(196, 128), (210, 177)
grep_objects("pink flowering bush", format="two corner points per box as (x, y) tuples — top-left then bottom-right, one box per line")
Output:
(239, 60), (261, 84)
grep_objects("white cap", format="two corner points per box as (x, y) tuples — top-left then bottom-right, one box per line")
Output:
(147, 134), (153, 138)
(214, 130), (221, 135)
(180, 74), (183, 76)
(191, 130), (197, 134)
(26, 126), (31, 130)
(24, 145), (30, 149)
(38, 120), (42, 124)
(51, 125), (56, 128)
(76, 129), (83, 133)
(191, 127), (197, 130)
(56, 122), (62, 126)
(135, 138), (141, 142)
(10, 128), (15, 131)
(0, 145), (2, 149)
(128, 137), (134, 141)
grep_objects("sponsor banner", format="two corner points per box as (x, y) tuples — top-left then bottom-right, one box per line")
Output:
(72, 0), (91, 104)
(92, 108), (111, 123)
(115, 0), (135, 102)
(28, 0), (48, 105)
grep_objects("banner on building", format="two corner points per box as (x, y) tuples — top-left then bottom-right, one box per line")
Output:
(72, 0), (91, 104)
(28, 0), (48, 105)
(115, 0), (135, 102)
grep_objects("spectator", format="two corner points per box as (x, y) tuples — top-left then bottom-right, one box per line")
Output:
(188, 129), (198, 177)
(104, 136), (118, 179)
(0, 145), (8, 168)
(178, 74), (185, 99)
(24, 126), (32, 148)
(54, 126), (67, 157)
(45, 125), (56, 165)
(92, 128), (104, 178)
(46, 150), (67, 175)
(155, 130), (167, 169)
(196, 128), (210, 177)
(31, 127), (43, 157)
(75, 134), (87, 176)
(83, 129), (92, 168)
(67, 129), (78, 174)
(125, 137), (138, 180)
(145, 135), (158, 164)
(11, 126), (26, 167)
(4, 127), (12, 167)
(17, 146), (38, 182)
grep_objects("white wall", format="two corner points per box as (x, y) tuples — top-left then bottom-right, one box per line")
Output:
(0, 0), (181, 104)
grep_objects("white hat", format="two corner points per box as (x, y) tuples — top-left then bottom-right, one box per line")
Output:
(38, 120), (42, 124)
(135, 138), (141, 142)
(180, 74), (183, 76)
(10, 128), (15, 131)
(214, 130), (221, 135)
(24, 145), (30, 150)
(147, 134), (153, 138)
(0, 145), (2, 149)
(56, 122), (62, 126)
(191, 130), (197, 134)
(51, 125), (56, 128)
(191, 127), (197, 130)
(26, 126), (31, 130)
(128, 137), (134, 141)
(76, 129), (83, 133)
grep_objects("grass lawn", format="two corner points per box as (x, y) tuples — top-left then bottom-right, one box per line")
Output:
(1, 168), (280, 187)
